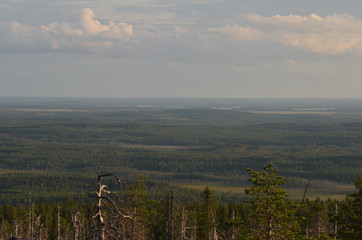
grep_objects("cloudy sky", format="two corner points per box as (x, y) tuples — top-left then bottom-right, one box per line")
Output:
(1, 0), (362, 98)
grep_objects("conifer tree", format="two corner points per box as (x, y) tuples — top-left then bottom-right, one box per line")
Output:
(244, 163), (303, 240)
(198, 187), (222, 240)
(302, 198), (332, 239)
(338, 177), (362, 240)
(127, 176), (147, 240)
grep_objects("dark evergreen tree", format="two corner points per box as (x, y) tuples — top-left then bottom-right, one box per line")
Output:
(338, 177), (362, 240)
(197, 187), (222, 240)
(244, 163), (303, 240)
(302, 198), (334, 239)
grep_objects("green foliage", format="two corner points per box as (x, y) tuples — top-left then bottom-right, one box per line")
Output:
(337, 177), (362, 239)
(244, 164), (303, 240)
(300, 198), (335, 239)
(1, 98), (362, 202)
(1, 98), (362, 239)
(197, 187), (218, 239)
(0, 174), (361, 240)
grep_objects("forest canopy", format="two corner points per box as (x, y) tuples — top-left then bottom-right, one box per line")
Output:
(0, 97), (362, 203)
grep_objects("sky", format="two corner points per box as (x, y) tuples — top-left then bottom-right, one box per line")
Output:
(1, 0), (362, 98)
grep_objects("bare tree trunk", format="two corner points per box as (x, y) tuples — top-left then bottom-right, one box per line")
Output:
(35, 215), (44, 240)
(166, 190), (175, 240)
(93, 173), (124, 240)
(27, 203), (34, 240)
(231, 210), (235, 240)
(72, 211), (80, 240)
(95, 175), (106, 240)
(13, 221), (19, 239)
(57, 205), (62, 240)
(132, 205), (137, 240)
(209, 211), (218, 240)
(266, 188), (272, 240)
(190, 218), (197, 240)
(267, 215), (272, 240)
(180, 207), (187, 240)
(334, 202), (338, 239)
(212, 226), (217, 240)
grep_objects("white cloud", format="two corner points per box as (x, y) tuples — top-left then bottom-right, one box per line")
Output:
(247, 14), (325, 28)
(246, 13), (362, 54)
(208, 25), (262, 41)
(2, 7), (362, 56)
(174, 26), (189, 34)
(0, 8), (134, 52)
(80, 8), (133, 38)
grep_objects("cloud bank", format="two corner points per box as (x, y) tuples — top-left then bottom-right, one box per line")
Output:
(208, 25), (262, 41)
(0, 8), (133, 52)
(246, 13), (362, 54)
(1, 9), (362, 55)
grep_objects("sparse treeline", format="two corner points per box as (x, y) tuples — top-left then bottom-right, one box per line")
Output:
(0, 164), (361, 240)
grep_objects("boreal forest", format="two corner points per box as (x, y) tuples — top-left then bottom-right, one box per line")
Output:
(0, 97), (361, 239)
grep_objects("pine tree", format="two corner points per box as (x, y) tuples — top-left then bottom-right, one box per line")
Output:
(244, 163), (303, 240)
(338, 177), (362, 240)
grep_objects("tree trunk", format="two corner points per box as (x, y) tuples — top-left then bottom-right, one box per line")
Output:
(166, 190), (175, 240)
(180, 207), (187, 240)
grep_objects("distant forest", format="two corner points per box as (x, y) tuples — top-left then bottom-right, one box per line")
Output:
(0, 98), (362, 239)
(1, 97), (362, 203)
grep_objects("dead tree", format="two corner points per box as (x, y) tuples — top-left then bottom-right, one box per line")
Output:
(91, 173), (145, 240)
(57, 206), (61, 240)
(27, 203), (34, 240)
(179, 207), (189, 240)
(166, 190), (175, 240)
(230, 210), (236, 240)
(209, 210), (224, 240)
(70, 210), (82, 240)
(93, 174), (122, 240)
(35, 214), (47, 240)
